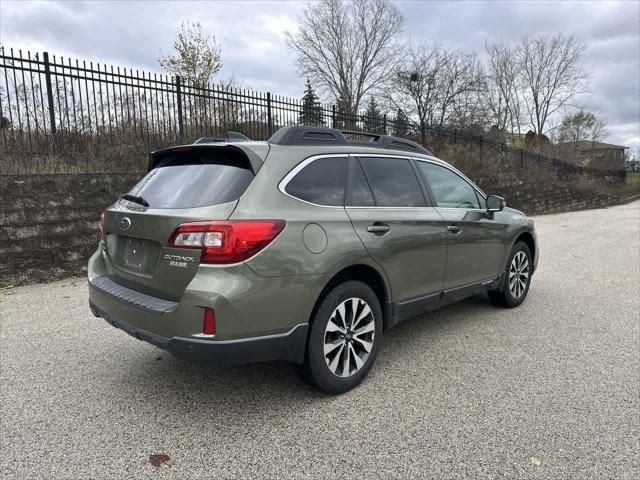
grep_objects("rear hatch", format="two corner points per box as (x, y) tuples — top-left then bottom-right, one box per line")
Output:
(101, 145), (259, 301)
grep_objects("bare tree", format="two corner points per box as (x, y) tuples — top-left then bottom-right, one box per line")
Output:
(386, 42), (483, 129)
(517, 34), (588, 135)
(285, 0), (404, 114)
(386, 42), (445, 129)
(484, 41), (523, 141)
(438, 51), (485, 129)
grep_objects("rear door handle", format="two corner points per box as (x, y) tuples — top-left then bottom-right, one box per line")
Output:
(367, 223), (391, 235)
(446, 225), (463, 235)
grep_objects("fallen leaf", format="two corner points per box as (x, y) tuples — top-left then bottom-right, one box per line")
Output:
(529, 456), (541, 466)
(149, 454), (170, 467)
(360, 441), (369, 449)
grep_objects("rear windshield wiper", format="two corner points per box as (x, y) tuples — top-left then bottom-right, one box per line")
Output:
(121, 194), (149, 207)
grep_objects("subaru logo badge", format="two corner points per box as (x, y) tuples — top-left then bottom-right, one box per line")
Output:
(119, 217), (131, 230)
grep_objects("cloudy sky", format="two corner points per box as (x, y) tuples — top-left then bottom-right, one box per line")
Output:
(1, 0), (638, 151)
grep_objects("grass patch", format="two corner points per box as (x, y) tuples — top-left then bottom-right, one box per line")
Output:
(626, 171), (640, 185)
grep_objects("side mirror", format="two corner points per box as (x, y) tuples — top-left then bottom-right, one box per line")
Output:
(486, 195), (506, 213)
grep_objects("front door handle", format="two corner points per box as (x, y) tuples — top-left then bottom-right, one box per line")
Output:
(367, 223), (391, 235)
(446, 225), (463, 235)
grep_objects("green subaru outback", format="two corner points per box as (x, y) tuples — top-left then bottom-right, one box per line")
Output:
(88, 126), (538, 393)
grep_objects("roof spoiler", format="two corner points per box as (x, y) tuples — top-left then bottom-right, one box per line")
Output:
(147, 143), (263, 173)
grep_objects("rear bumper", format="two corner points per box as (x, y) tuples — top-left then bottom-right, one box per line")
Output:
(90, 302), (308, 364)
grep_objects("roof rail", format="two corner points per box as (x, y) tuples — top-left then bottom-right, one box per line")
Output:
(268, 126), (432, 155)
(194, 131), (251, 144)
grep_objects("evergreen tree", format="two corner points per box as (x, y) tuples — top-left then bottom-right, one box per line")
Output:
(393, 108), (409, 137)
(363, 97), (383, 133)
(298, 79), (324, 126)
(335, 93), (356, 129)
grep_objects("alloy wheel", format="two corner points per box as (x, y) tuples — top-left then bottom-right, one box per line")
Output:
(509, 251), (529, 298)
(323, 298), (375, 377)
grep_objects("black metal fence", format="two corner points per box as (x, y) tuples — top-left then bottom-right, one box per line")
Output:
(0, 46), (626, 179)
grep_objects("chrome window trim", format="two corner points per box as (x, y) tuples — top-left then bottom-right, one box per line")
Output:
(436, 207), (488, 213)
(344, 206), (439, 210)
(278, 152), (487, 211)
(349, 152), (414, 160)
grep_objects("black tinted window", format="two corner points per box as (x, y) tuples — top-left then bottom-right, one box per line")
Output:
(129, 162), (254, 209)
(416, 162), (480, 209)
(348, 158), (375, 206)
(285, 157), (347, 206)
(359, 157), (425, 207)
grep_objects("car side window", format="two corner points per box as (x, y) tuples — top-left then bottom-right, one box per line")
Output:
(358, 157), (426, 207)
(416, 162), (481, 209)
(347, 158), (375, 206)
(285, 157), (347, 206)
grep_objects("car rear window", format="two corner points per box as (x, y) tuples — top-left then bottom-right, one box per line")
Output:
(128, 152), (254, 209)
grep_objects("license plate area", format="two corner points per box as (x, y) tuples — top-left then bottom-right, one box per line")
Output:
(119, 236), (160, 276)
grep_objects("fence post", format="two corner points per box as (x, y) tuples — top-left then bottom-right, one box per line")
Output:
(479, 135), (483, 161)
(383, 114), (387, 135)
(420, 121), (426, 146)
(453, 128), (457, 144)
(266, 92), (273, 137)
(175, 75), (184, 143)
(331, 105), (336, 129)
(42, 52), (57, 153)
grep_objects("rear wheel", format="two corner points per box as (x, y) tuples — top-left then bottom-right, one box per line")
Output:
(488, 241), (532, 308)
(296, 281), (382, 394)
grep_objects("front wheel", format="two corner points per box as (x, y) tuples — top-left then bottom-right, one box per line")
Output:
(295, 281), (383, 394)
(488, 241), (533, 308)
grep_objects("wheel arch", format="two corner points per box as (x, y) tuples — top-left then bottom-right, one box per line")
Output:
(309, 263), (391, 330)
(514, 231), (536, 269)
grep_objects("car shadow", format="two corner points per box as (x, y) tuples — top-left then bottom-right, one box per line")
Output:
(114, 293), (496, 410)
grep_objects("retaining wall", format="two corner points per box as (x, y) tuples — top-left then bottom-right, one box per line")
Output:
(1, 174), (140, 285)
(0, 173), (625, 286)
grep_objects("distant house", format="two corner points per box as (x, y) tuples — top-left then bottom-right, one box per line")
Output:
(556, 140), (629, 170)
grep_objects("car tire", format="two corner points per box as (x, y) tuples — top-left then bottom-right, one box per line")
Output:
(488, 241), (533, 308)
(295, 281), (383, 394)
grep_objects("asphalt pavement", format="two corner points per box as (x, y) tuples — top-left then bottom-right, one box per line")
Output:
(1, 201), (639, 479)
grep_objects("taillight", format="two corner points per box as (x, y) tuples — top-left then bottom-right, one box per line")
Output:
(203, 308), (216, 335)
(167, 220), (286, 264)
(99, 212), (106, 238)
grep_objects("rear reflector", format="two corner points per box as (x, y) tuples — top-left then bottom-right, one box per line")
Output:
(167, 220), (286, 264)
(203, 308), (216, 335)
